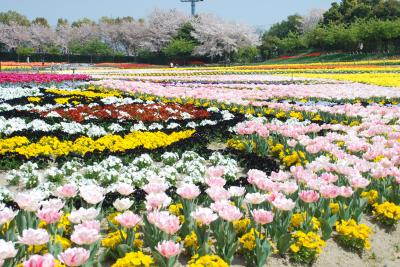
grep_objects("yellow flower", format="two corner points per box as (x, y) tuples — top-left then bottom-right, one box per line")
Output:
(233, 218), (250, 235)
(335, 219), (372, 250)
(329, 203), (339, 214)
(0, 130), (195, 159)
(184, 231), (199, 250)
(290, 212), (320, 231)
(168, 203), (183, 216)
(27, 96), (41, 103)
(188, 254), (229, 267)
(360, 190), (379, 205)
(107, 212), (122, 226)
(111, 251), (153, 267)
(239, 228), (264, 251)
(290, 244), (300, 253)
(372, 202), (400, 226)
(291, 231), (326, 256)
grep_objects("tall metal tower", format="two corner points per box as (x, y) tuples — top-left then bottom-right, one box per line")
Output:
(180, 0), (204, 16)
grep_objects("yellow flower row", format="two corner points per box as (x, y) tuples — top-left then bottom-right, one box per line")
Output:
(0, 130), (195, 158)
(290, 73), (400, 87)
(46, 87), (121, 99)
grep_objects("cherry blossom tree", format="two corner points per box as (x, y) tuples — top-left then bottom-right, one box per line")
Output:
(191, 14), (260, 60)
(0, 22), (30, 50)
(301, 9), (325, 33)
(145, 9), (188, 52)
(28, 24), (57, 52)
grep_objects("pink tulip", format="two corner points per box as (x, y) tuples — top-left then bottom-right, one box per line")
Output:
(68, 208), (99, 224)
(56, 184), (77, 198)
(247, 169), (267, 185)
(265, 191), (285, 203)
(18, 228), (49, 246)
(71, 226), (100, 245)
(205, 187), (230, 202)
(24, 254), (55, 267)
(148, 211), (180, 235)
(58, 247), (90, 267)
(319, 184), (340, 198)
(115, 211), (142, 228)
(0, 207), (18, 225)
(270, 171), (289, 182)
(272, 197), (295, 211)
(209, 200), (232, 213)
(77, 220), (101, 231)
(207, 166), (225, 178)
(244, 192), (266, 205)
(113, 198), (133, 211)
(228, 186), (246, 197)
(116, 183), (134, 196)
(40, 199), (64, 211)
(320, 173), (338, 183)
(280, 181), (298, 194)
(205, 176), (226, 188)
(339, 186), (354, 198)
(156, 240), (182, 258)
(145, 192), (171, 211)
(191, 207), (218, 225)
(79, 185), (104, 205)
(299, 190), (320, 203)
(37, 208), (62, 224)
(177, 184), (200, 200)
(350, 177), (370, 189)
(143, 182), (169, 194)
(0, 240), (17, 260)
(252, 209), (274, 225)
(15, 193), (41, 212)
(218, 205), (243, 222)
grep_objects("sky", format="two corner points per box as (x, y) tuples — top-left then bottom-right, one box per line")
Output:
(1, 0), (334, 29)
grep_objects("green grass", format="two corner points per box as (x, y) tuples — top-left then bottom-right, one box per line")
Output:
(260, 52), (400, 65)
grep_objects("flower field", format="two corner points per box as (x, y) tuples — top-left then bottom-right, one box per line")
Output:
(1, 62), (400, 267)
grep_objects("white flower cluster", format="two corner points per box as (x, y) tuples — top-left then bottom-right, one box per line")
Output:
(0, 86), (42, 101)
(2, 151), (240, 200)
